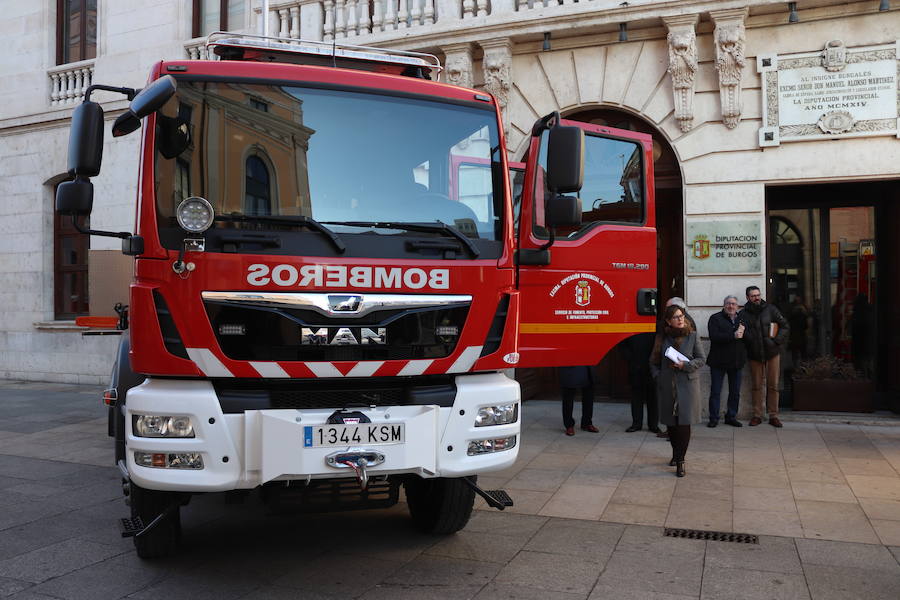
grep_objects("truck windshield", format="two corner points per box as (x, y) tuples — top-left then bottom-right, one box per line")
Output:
(154, 79), (504, 258)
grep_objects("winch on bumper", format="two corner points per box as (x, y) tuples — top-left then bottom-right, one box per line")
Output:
(124, 372), (520, 493)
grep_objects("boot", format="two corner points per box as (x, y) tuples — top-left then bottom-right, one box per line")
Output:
(676, 461), (686, 477)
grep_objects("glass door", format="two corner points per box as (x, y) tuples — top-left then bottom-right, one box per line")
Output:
(768, 206), (876, 409)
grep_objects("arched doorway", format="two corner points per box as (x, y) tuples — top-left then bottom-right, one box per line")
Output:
(563, 107), (684, 399)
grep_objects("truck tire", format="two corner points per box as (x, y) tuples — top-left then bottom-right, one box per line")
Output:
(403, 476), (475, 534)
(129, 484), (182, 559)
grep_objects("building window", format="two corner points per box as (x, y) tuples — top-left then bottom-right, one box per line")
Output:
(57, 0), (97, 65)
(250, 99), (268, 112)
(193, 0), (246, 38)
(245, 155), (272, 216)
(54, 209), (90, 319)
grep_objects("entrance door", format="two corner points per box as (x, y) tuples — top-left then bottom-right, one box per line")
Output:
(515, 120), (657, 368)
(768, 201), (879, 410)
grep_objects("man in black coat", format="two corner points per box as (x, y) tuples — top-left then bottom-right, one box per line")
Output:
(739, 286), (790, 427)
(706, 295), (747, 427)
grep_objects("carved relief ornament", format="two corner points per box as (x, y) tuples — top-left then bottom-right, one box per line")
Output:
(442, 43), (474, 90)
(711, 8), (748, 129)
(663, 15), (699, 133)
(479, 39), (513, 134)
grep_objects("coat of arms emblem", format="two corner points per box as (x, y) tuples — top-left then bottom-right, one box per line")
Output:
(575, 280), (591, 306)
(692, 235), (710, 260)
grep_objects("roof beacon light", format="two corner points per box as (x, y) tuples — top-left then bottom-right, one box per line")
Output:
(176, 196), (214, 234)
(205, 32), (442, 79)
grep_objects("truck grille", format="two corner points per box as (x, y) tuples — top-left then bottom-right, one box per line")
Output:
(213, 376), (456, 413)
(204, 301), (469, 363)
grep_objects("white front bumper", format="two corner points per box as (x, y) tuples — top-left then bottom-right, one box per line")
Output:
(125, 372), (520, 492)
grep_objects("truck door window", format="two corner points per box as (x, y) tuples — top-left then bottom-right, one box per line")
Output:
(532, 131), (644, 239)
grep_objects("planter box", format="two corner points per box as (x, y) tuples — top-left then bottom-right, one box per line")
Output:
(792, 379), (874, 412)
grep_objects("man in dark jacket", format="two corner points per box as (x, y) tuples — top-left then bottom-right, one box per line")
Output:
(739, 286), (789, 427)
(706, 295), (747, 427)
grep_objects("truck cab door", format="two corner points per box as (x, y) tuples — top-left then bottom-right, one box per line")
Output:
(515, 119), (657, 368)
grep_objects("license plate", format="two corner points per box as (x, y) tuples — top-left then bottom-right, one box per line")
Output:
(303, 423), (405, 448)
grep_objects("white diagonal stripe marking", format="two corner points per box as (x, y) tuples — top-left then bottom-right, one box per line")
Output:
(249, 362), (290, 378)
(446, 346), (483, 373)
(306, 362), (344, 378)
(186, 348), (234, 377)
(397, 360), (433, 376)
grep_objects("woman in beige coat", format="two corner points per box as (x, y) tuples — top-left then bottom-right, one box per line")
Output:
(650, 304), (706, 477)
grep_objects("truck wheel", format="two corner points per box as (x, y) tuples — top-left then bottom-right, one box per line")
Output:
(129, 484), (181, 558)
(404, 476), (475, 534)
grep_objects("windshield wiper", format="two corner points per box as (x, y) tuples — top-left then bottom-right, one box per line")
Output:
(325, 221), (480, 258)
(216, 214), (346, 254)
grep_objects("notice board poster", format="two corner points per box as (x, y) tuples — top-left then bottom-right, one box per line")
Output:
(687, 219), (762, 275)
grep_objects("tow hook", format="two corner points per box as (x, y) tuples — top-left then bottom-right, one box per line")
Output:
(326, 450), (385, 490)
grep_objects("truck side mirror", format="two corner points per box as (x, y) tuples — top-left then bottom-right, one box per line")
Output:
(547, 194), (582, 229)
(112, 75), (177, 137)
(67, 101), (105, 177)
(546, 125), (584, 194)
(56, 177), (94, 216)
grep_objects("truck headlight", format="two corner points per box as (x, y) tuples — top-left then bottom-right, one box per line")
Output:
(474, 403), (518, 427)
(467, 435), (517, 455)
(133, 415), (195, 438)
(175, 196), (214, 233)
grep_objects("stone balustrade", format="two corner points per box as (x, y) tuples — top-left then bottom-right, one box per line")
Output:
(47, 60), (95, 107)
(185, 38), (220, 60)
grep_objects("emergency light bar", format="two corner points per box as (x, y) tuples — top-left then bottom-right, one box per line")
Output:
(206, 32), (442, 79)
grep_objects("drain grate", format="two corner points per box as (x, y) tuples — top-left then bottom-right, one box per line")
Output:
(664, 528), (759, 544)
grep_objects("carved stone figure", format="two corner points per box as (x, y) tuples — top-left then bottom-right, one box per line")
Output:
(483, 52), (511, 112)
(479, 39), (512, 134)
(667, 28), (698, 133)
(714, 20), (746, 129)
(444, 52), (474, 88)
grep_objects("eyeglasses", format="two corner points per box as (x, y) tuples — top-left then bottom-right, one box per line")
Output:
(669, 314), (685, 320)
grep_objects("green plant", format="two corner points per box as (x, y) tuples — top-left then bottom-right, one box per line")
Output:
(793, 355), (861, 381)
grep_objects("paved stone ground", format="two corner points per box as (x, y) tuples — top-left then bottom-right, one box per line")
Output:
(1, 379), (899, 599)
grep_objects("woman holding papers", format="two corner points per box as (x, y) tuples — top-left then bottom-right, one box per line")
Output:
(650, 304), (706, 477)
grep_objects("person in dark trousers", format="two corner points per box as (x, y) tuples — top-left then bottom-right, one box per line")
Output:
(739, 286), (789, 428)
(622, 332), (659, 433)
(655, 297), (696, 440)
(706, 295), (747, 427)
(559, 365), (599, 436)
(650, 304), (706, 477)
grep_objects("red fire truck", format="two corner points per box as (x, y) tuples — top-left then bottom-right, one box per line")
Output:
(56, 34), (657, 558)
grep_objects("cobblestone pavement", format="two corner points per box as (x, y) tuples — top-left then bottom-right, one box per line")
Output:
(1, 379), (899, 599)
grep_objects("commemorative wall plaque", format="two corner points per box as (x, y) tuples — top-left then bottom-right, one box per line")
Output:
(757, 40), (899, 146)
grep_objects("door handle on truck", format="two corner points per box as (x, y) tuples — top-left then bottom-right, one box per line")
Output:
(637, 288), (657, 316)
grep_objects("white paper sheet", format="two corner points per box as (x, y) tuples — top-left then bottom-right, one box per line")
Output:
(665, 346), (690, 364)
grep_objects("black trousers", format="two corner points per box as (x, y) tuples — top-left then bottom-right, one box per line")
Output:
(668, 420), (691, 462)
(629, 372), (658, 429)
(561, 386), (594, 428)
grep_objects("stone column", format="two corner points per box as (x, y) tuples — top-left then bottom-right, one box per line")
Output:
(710, 7), (748, 129)
(479, 38), (512, 135)
(442, 42), (474, 88)
(663, 14), (699, 133)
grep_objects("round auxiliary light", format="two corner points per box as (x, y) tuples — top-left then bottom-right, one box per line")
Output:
(175, 196), (214, 233)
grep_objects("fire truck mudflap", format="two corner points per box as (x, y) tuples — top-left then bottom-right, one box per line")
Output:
(125, 372), (520, 492)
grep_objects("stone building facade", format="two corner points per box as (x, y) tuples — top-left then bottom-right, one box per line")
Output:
(1, 0), (899, 411)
